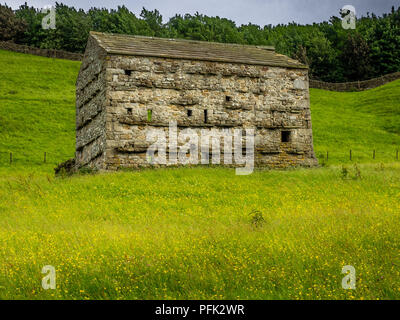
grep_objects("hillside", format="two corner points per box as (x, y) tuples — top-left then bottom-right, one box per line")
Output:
(0, 50), (80, 168)
(311, 82), (400, 163)
(0, 49), (399, 168)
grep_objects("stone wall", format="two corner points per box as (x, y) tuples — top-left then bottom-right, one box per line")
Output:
(75, 37), (108, 169)
(309, 72), (400, 92)
(0, 41), (83, 61)
(95, 55), (317, 170)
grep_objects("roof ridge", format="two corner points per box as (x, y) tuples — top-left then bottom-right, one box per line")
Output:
(89, 31), (276, 51)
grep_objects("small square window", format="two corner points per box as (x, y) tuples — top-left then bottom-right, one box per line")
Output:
(281, 131), (291, 143)
(125, 70), (132, 76)
(127, 108), (132, 114)
(204, 110), (208, 123)
(187, 109), (193, 117)
(225, 96), (232, 102)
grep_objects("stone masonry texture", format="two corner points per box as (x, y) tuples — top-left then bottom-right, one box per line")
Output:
(75, 32), (318, 171)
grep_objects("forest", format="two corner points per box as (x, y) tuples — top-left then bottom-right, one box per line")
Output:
(0, 2), (399, 82)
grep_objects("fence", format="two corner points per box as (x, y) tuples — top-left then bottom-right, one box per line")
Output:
(317, 149), (399, 163)
(309, 72), (400, 92)
(0, 41), (83, 61)
(3, 150), (399, 167)
(1, 151), (56, 166)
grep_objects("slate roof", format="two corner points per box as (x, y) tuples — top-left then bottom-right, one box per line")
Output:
(90, 31), (307, 69)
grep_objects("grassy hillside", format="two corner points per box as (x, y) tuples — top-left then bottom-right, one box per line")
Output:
(0, 49), (399, 168)
(0, 50), (400, 300)
(0, 50), (79, 168)
(311, 82), (400, 163)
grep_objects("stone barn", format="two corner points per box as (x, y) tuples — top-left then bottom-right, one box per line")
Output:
(75, 31), (317, 171)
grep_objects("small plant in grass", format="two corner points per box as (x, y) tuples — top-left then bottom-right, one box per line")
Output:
(341, 165), (349, 179)
(376, 163), (385, 171)
(353, 163), (362, 180)
(55, 158), (75, 177)
(78, 166), (98, 175)
(56, 167), (68, 178)
(249, 210), (265, 228)
(341, 164), (362, 180)
(318, 153), (327, 167)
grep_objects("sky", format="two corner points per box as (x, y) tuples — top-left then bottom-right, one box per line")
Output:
(4, 0), (400, 26)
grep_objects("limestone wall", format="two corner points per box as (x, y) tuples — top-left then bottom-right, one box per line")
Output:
(0, 41), (83, 61)
(75, 37), (108, 169)
(309, 72), (400, 92)
(99, 56), (317, 170)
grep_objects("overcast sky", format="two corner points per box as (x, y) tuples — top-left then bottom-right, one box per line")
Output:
(4, 0), (400, 26)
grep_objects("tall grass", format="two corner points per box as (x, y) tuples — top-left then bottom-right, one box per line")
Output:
(0, 164), (400, 299)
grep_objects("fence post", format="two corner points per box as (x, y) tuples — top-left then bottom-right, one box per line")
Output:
(10, 152), (12, 165)
(373, 150), (375, 160)
(44, 152), (47, 163)
(350, 149), (352, 161)
(326, 151), (329, 161)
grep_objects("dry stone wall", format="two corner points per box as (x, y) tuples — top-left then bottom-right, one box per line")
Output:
(75, 37), (108, 168)
(0, 41), (83, 61)
(309, 72), (400, 92)
(94, 55), (317, 170)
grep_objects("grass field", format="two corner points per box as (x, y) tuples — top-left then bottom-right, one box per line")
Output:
(0, 49), (400, 300)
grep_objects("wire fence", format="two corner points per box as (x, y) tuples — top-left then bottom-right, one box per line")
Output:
(0, 151), (61, 166)
(1, 149), (399, 167)
(315, 149), (400, 163)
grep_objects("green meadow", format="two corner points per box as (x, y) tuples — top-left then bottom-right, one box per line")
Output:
(0, 49), (400, 300)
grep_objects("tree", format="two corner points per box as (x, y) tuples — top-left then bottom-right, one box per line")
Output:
(166, 13), (243, 43)
(341, 32), (372, 81)
(0, 4), (26, 41)
(4, 3), (400, 82)
(238, 23), (270, 45)
(15, 3), (46, 47)
(140, 8), (165, 37)
(368, 7), (400, 76)
(270, 23), (340, 81)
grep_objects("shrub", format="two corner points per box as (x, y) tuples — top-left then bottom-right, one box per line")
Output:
(0, 4), (26, 41)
